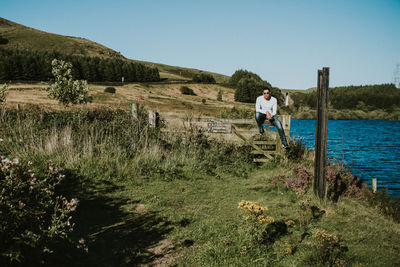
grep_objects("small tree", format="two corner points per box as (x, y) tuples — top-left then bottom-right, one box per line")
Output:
(217, 90), (222, 101)
(46, 59), (90, 105)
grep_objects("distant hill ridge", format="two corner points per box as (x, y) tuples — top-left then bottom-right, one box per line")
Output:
(0, 17), (229, 83)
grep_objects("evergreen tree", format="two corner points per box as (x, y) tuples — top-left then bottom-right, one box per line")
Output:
(217, 90), (222, 101)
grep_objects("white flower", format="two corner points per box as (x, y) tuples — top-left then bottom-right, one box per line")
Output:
(1, 158), (11, 166)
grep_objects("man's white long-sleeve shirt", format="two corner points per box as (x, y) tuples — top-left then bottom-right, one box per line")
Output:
(255, 95), (277, 116)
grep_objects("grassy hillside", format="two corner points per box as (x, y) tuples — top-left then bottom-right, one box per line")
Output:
(0, 17), (123, 59)
(133, 59), (230, 83)
(0, 17), (230, 83)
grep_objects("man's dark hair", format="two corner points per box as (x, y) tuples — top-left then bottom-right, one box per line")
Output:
(263, 88), (271, 93)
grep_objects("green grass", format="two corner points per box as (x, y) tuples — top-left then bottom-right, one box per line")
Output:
(119, 169), (400, 266)
(1, 106), (399, 266)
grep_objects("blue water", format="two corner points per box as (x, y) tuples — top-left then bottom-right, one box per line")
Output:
(290, 119), (400, 198)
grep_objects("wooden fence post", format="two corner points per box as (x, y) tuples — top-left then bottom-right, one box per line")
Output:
(131, 103), (137, 119)
(281, 114), (291, 141)
(314, 67), (329, 199)
(372, 178), (377, 193)
(148, 110), (159, 128)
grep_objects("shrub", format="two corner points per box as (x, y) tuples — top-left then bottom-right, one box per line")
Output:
(312, 229), (348, 266)
(217, 90), (222, 101)
(46, 59), (90, 105)
(325, 163), (368, 201)
(201, 98), (206, 105)
(0, 155), (78, 265)
(0, 35), (8, 45)
(285, 139), (306, 162)
(104, 87), (116, 94)
(238, 200), (291, 250)
(179, 86), (196, 95)
(238, 201), (276, 244)
(284, 164), (312, 193)
(192, 73), (216, 84)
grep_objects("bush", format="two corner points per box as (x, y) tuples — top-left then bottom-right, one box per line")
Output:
(0, 155), (78, 265)
(46, 59), (90, 105)
(0, 36), (8, 45)
(325, 163), (367, 201)
(284, 164), (312, 193)
(179, 86), (196, 95)
(192, 73), (216, 84)
(217, 90), (222, 101)
(312, 229), (348, 266)
(285, 139), (307, 162)
(104, 87), (116, 94)
(201, 99), (206, 104)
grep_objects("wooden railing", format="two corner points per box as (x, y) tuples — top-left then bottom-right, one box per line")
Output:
(160, 112), (291, 162)
(132, 104), (291, 162)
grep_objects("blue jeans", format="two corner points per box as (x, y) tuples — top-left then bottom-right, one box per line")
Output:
(255, 112), (288, 147)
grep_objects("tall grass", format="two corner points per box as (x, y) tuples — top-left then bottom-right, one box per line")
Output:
(0, 105), (254, 182)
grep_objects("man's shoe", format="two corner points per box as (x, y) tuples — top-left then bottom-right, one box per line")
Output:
(282, 144), (290, 150)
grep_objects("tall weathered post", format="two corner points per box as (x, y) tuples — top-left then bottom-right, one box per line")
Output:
(314, 67), (329, 199)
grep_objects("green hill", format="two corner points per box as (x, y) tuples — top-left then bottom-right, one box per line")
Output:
(0, 17), (229, 83)
(0, 17), (124, 59)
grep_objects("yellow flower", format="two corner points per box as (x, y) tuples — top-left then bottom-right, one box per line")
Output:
(258, 215), (275, 224)
(285, 220), (295, 227)
(238, 200), (267, 215)
(285, 247), (293, 254)
(240, 245), (247, 255)
(220, 238), (230, 245)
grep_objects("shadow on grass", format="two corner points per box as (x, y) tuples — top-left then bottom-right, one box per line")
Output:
(49, 170), (173, 267)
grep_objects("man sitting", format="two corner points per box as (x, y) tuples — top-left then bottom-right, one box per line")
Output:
(255, 88), (289, 149)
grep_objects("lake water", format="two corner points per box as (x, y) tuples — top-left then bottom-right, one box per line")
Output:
(290, 119), (400, 198)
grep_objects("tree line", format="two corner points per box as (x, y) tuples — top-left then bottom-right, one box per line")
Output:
(291, 84), (400, 111)
(0, 47), (160, 82)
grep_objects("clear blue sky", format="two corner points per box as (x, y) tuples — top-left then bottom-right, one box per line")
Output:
(1, 0), (400, 89)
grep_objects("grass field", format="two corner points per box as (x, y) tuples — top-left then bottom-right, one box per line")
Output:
(5, 82), (253, 118)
